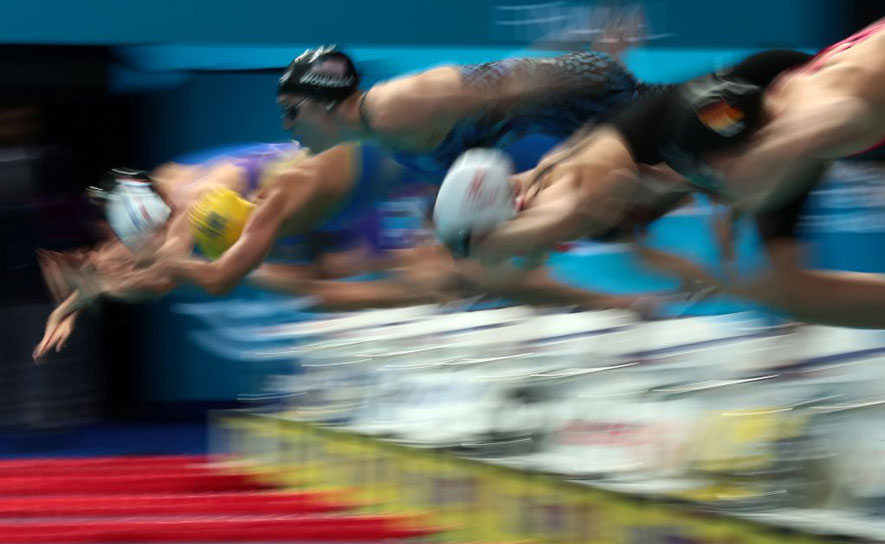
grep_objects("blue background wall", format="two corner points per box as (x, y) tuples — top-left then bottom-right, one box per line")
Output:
(0, 0), (851, 47)
(0, 0), (855, 163)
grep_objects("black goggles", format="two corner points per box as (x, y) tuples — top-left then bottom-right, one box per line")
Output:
(449, 230), (472, 259)
(281, 97), (310, 122)
(281, 97), (339, 122)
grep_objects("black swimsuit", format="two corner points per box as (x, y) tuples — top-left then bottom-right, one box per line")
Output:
(606, 50), (819, 241)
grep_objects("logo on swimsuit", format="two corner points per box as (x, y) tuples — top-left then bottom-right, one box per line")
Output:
(697, 99), (746, 137)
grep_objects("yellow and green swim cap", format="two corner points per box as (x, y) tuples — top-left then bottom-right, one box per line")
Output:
(188, 187), (256, 259)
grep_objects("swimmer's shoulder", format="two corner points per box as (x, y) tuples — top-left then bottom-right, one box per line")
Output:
(370, 66), (473, 131)
(381, 65), (462, 93)
(180, 162), (250, 207)
(271, 144), (361, 201)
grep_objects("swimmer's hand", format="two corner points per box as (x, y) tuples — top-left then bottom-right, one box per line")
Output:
(633, 239), (724, 294)
(33, 310), (78, 362)
(627, 288), (721, 320)
(392, 247), (468, 303)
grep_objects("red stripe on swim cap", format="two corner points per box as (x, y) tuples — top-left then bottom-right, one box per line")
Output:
(468, 170), (486, 199)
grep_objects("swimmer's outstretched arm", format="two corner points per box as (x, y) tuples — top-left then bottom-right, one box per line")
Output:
(142, 211), (194, 265)
(34, 269), (178, 361)
(724, 96), (880, 212)
(34, 246), (109, 361)
(34, 233), (185, 360)
(474, 167), (637, 264)
(248, 268), (448, 310)
(249, 255), (647, 312)
(729, 241), (885, 329)
(453, 261), (645, 311)
(166, 191), (287, 294)
(643, 238), (885, 328)
(164, 146), (354, 295)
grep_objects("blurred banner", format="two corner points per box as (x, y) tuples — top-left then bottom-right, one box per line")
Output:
(213, 412), (845, 543)
(207, 305), (885, 541)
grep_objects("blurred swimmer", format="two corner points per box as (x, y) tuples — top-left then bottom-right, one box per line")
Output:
(138, 142), (435, 294)
(35, 142), (411, 358)
(609, 20), (885, 329)
(447, 43), (885, 328)
(35, 143), (651, 359)
(155, 141), (675, 312)
(276, 37), (666, 176)
(433, 138), (695, 263)
(146, 145), (665, 312)
(699, 18), (885, 212)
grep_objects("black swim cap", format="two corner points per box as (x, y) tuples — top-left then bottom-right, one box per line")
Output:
(278, 46), (359, 102)
(659, 75), (763, 190)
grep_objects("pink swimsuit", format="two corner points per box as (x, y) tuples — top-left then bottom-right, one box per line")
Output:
(794, 18), (885, 154)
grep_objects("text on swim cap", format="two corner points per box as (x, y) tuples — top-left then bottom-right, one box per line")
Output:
(299, 72), (355, 88)
(198, 212), (228, 239)
(462, 170), (503, 210)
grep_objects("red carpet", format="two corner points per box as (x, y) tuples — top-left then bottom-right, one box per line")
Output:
(0, 455), (442, 543)
(0, 455), (207, 471)
(0, 472), (265, 495)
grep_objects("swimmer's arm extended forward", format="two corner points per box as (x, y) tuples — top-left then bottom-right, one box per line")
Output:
(143, 211), (194, 265)
(641, 237), (885, 328)
(474, 167), (637, 264)
(248, 268), (447, 310)
(34, 269), (178, 360)
(167, 190), (289, 295)
(165, 147), (352, 294)
(730, 240), (885, 329)
(453, 261), (645, 311)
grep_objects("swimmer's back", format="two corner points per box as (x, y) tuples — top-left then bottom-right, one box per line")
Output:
(774, 19), (885, 105)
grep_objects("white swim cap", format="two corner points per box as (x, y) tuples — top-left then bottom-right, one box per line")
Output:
(433, 149), (517, 257)
(101, 171), (171, 250)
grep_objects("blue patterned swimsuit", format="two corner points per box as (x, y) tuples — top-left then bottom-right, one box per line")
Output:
(374, 50), (668, 177)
